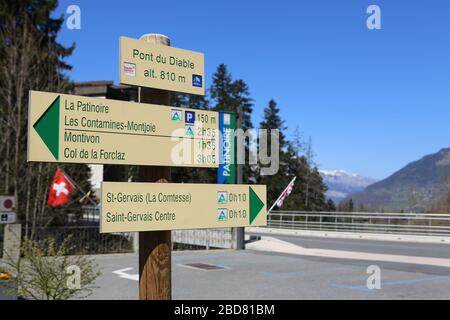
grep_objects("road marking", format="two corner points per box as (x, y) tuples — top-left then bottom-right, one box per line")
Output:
(112, 268), (138, 281)
(259, 266), (355, 279)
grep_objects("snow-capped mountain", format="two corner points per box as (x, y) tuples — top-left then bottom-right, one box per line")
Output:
(319, 170), (377, 204)
(347, 148), (450, 212)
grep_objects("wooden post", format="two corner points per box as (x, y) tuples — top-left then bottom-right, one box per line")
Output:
(138, 34), (172, 300)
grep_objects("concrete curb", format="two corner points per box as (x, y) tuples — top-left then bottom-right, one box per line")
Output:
(246, 227), (450, 245)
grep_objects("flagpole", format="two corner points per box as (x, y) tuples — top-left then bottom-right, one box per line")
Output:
(268, 176), (297, 214)
(57, 166), (98, 207)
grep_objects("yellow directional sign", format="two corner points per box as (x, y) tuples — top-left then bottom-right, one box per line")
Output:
(27, 90), (218, 167)
(120, 36), (205, 95)
(100, 182), (266, 233)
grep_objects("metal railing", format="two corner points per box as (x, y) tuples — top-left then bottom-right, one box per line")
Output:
(173, 228), (233, 249)
(266, 211), (450, 237)
(28, 226), (134, 255)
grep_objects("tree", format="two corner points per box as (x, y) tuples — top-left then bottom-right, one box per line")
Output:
(210, 64), (255, 183)
(292, 126), (304, 157)
(210, 64), (234, 112)
(231, 79), (254, 132)
(446, 191), (450, 214)
(304, 136), (316, 208)
(326, 199), (336, 212)
(282, 145), (308, 210)
(3, 236), (100, 300)
(305, 168), (328, 211)
(349, 199), (354, 212)
(282, 141), (328, 212)
(259, 99), (286, 148)
(258, 99), (291, 207)
(0, 0), (93, 237)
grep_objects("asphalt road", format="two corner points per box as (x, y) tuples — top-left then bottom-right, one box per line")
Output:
(247, 232), (450, 259)
(2, 234), (450, 300)
(84, 234), (450, 300)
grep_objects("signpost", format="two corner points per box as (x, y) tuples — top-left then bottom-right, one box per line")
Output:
(101, 182), (266, 233)
(134, 34), (172, 301)
(120, 36), (204, 95)
(26, 33), (268, 301)
(27, 90), (218, 167)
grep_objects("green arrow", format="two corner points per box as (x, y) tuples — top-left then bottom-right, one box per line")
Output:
(249, 186), (264, 224)
(33, 95), (60, 160)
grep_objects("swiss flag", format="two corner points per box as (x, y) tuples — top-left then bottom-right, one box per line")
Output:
(47, 168), (75, 208)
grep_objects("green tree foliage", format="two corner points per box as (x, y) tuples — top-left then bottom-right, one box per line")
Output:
(210, 64), (234, 112)
(305, 167), (328, 211)
(338, 198), (355, 212)
(327, 199), (336, 211)
(447, 192), (450, 214)
(0, 0), (93, 236)
(210, 64), (255, 183)
(4, 236), (100, 300)
(258, 99), (328, 211)
(259, 99), (286, 147)
(258, 99), (290, 205)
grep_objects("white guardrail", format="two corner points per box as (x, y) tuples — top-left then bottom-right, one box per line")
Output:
(265, 211), (450, 237)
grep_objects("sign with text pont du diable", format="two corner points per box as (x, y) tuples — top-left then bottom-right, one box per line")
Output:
(101, 182), (266, 233)
(119, 36), (204, 95)
(27, 90), (218, 167)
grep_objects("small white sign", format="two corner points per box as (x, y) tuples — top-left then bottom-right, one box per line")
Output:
(217, 191), (227, 204)
(171, 110), (182, 122)
(123, 62), (136, 77)
(217, 208), (228, 222)
(224, 113), (231, 126)
(0, 211), (16, 224)
(0, 196), (15, 212)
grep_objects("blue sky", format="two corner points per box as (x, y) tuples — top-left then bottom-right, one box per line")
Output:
(54, 0), (450, 180)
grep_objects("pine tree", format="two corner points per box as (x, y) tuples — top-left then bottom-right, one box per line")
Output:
(258, 99), (291, 207)
(447, 191), (450, 214)
(259, 100), (286, 147)
(282, 145), (309, 210)
(281, 141), (328, 212)
(349, 198), (354, 212)
(304, 136), (315, 208)
(327, 199), (336, 211)
(231, 79), (254, 131)
(210, 64), (255, 183)
(210, 64), (234, 112)
(306, 168), (328, 211)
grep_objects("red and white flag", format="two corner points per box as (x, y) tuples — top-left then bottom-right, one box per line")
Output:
(47, 168), (75, 208)
(268, 176), (297, 212)
(277, 183), (294, 208)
